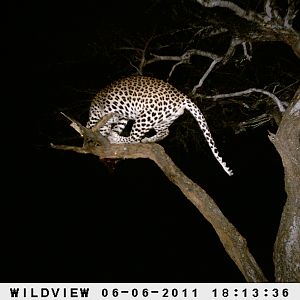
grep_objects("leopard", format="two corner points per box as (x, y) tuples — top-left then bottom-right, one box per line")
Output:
(86, 75), (233, 176)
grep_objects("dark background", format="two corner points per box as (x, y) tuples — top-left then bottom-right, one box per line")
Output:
(4, 0), (300, 282)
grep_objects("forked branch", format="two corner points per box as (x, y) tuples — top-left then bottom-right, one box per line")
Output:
(51, 113), (267, 282)
(199, 88), (287, 112)
(196, 0), (300, 57)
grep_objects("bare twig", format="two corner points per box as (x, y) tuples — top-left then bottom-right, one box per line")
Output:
(120, 35), (156, 74)
(202, 88), (286, 112)
(242, 42), (252, 61)
(144, 39), (246, 89)
(168, 60), (186, 79)
(61, 112), (114, 148)
(284, 0), (299, 28)
(222, 37), (243, 65)
(264, 0), (273, 21)
(192, 59), (220, 93)
(92, 113), (116, 132)
(145, 49), (221, 66)
(60, 112), (85, 136)
(144, 49), (222, 81)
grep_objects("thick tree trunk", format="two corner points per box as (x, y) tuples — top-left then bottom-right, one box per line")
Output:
(271, 86), (300, 282)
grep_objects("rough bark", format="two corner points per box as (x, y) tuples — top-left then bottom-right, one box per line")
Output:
(196, 0), (300, 58)
(270, 86), (300, 282)
(52, 114), (267, 282)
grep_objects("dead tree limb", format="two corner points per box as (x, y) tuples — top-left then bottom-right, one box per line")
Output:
(51, 114), (267, 282)
(196, 0), (300, 58)
(199, 88), (287, 112)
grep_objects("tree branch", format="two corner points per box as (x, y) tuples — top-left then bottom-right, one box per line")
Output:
(242, 42), (252, 61)
(51, 113), (268, 282)
(196, 0), (263, 23)
(196, 0), (300, 58)
(238, 113), (272, 131)
(200, 88), (286, 112)
(284, 0), (299, 28)
(144, 49), (222, 81)
(192, 59), (220, 93)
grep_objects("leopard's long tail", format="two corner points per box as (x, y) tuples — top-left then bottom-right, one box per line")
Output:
(184, 98), (233, 176)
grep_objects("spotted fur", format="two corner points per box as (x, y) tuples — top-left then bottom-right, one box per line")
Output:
(87, 76), (233, 176)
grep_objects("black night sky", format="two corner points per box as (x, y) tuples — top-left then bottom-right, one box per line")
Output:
(4, 0), (300, 283)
